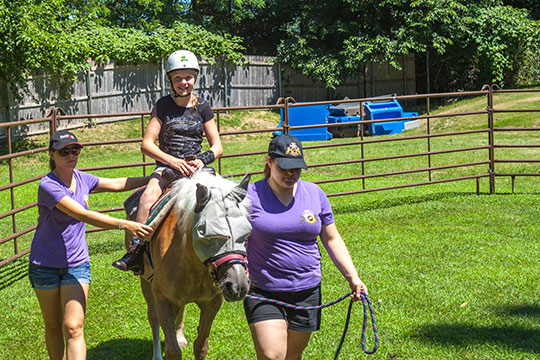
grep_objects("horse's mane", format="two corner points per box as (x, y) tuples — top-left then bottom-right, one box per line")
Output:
(171, 171), (250, 233)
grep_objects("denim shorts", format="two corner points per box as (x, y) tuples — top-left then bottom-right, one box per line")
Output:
(28, 262), (91, 290)
(243, 284), (322, 332)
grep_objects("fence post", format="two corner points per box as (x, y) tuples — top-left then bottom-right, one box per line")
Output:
(223, 61), (229, 108)
(487, 85), (495, 194)
(161, 58), (166, 98)
(427, 96), (432, 182)
(402, 54), (407, 95)
(283, 97), (291, 135)
(360, 100), (366, 190)
(7, 125), (18, 255)
(215, 110), (223, 174)
(371, 62), (376, 96)
(141, 114), (147, 177)
(4, 81), (10, 124)
(86, 59), (94, 127)
(426, 51), (430, 94)
(278, 63), (283, 98)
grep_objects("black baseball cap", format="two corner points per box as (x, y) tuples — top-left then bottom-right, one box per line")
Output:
(268, 134), (308, 170)
(49, 130), (83, 150)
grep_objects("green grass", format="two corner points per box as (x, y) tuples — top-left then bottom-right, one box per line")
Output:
(2, 91), (540, 359)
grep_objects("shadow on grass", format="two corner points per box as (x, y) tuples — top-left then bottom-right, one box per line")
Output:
(88, 338), (157, 360)
(493, 191), (540, 196)
(0, 258), (28, 290)
(417, 323), (540, 353)
(87, 235), (125, 256)
(0, 137), (46, 159)
(333, 191), (478, 214)
(496, 303), (540, 318)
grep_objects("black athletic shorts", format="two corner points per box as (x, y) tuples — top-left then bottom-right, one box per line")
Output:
(243, 284), (322, 332)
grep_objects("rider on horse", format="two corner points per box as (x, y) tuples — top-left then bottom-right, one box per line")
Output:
(112, 50), (223, 272)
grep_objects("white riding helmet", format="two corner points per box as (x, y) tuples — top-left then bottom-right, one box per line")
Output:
(167, 50), (200, 74)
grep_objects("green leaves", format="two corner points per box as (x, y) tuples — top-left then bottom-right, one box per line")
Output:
(270, 0), (540, 91)
(0, 0), (245, 100)
(1, 0), (538, 97)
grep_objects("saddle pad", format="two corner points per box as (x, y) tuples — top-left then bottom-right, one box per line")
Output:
(123, 186), (146, 218)
(123, 187), (177, 239)
(138, 191), (177, 283)
(146, 191), (177, 229)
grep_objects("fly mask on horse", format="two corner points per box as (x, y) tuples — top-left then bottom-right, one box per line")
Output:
(172, 171), (252, 301)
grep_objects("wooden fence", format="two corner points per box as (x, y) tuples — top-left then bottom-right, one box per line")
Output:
(0, 54), (416, 138)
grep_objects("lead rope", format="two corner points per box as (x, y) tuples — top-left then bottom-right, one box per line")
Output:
(244, 291), (378, 357)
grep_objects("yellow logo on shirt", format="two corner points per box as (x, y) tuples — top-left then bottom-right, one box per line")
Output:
(84, 195), (90, 208)
(301, 210), (316, 224)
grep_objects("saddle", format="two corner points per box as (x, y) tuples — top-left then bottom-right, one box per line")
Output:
(124, 166), (215, 218)
(123, 166), (216, 281)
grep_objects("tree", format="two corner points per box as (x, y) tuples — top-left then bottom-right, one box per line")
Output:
(503, 0), (540, 19)
(235, 0), (540, 91)
(0, 0), (245, 99)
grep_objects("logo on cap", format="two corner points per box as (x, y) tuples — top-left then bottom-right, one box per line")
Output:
(286, 143), (301, 157)
(180, 56), (188, 62)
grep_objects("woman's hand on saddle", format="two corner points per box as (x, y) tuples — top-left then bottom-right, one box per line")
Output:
(349, 278), (368, 301)
(169, 157), (197, 176)
(123, 220), (153, 240)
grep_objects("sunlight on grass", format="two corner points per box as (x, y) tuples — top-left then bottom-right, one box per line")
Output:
(2, 91), (540, 359)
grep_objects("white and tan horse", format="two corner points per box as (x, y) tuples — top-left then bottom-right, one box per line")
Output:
(133, 171), (251, 360)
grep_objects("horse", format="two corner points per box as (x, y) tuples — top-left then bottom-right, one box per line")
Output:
(129, 170), (252, 360)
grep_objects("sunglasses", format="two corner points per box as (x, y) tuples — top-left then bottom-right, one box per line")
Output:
(58, 147), (82, 156)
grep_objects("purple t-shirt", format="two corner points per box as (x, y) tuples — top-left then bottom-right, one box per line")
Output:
(246, 178), (334, 292)
(29, 170), (100, 268)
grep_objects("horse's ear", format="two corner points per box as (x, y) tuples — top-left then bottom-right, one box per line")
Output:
(195, 183), (211, 213)
(235, 174), (251, 201)
(238, 174), (251, 191)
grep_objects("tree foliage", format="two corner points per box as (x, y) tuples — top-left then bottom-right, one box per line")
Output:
(0, 0), (245, 98)
(1, 0), (539, 96)
(260, 0), (540, 91)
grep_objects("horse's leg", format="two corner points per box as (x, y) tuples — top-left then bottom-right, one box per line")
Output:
(155, 295), (182, 360)
(141, 278), (164, 360)
(193, 295), (223, 360)
(174, 306), (187, 348)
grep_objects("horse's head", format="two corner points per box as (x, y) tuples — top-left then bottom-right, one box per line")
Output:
(174, 171), (252, 302)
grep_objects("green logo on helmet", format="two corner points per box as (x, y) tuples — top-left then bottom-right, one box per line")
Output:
(180, 56), (188, 62)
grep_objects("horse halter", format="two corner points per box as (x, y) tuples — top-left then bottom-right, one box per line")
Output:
(207, 253), (249, 286)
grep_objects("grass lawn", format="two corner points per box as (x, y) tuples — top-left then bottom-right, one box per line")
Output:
(1, 90), (540, 359)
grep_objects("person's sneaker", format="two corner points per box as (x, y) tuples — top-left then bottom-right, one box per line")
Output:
(112, 242), (146, 272)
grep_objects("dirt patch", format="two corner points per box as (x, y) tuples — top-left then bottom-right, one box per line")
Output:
(493, 95), (540, 109)
(218, 110), (279, 132)
(218, 110), (280, 143)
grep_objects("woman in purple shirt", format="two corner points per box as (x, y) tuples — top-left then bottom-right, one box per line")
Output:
(243, 134), (368, 360)
(28, 130), (153, 360)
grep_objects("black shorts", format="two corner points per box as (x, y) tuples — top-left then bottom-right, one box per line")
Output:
(243, 284), (322, 332)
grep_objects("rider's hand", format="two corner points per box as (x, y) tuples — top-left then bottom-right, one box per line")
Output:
(186, 158), (204, 170)
(169, 157), (196, 176)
